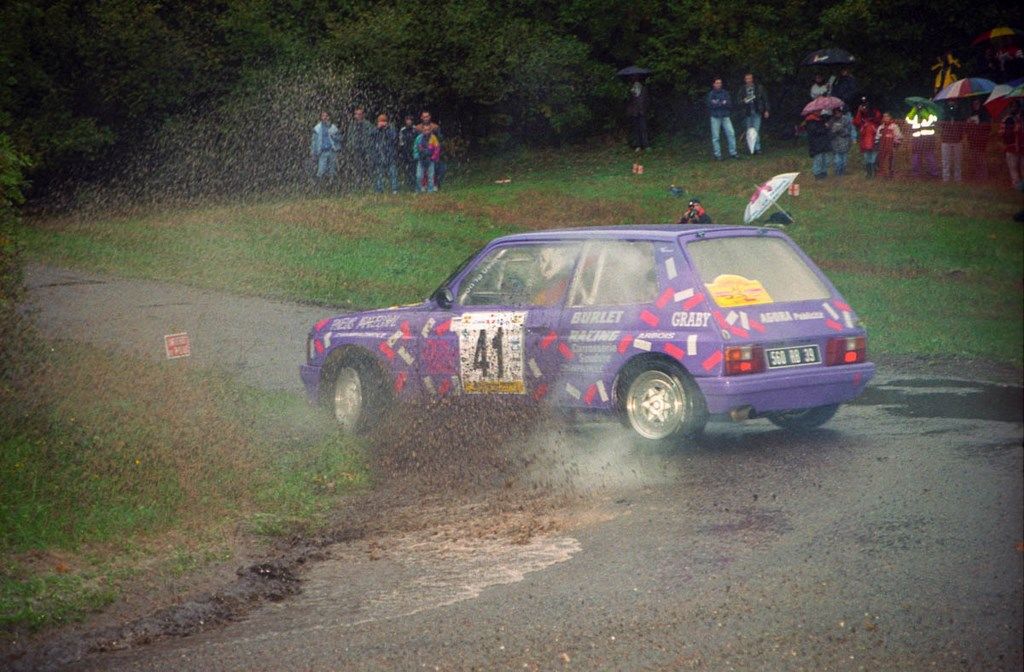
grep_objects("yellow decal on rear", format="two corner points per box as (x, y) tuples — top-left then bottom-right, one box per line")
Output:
(705, 274), (773, 307)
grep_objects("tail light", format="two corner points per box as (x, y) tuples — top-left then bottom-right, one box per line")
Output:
(826, 336), (866, 365)
(725, 345), (765, 375)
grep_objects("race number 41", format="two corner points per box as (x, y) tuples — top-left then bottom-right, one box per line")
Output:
(457, 312), (526, 394)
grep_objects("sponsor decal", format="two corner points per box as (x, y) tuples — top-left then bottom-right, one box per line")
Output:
(358, 314), (401, 329)
(705, 274), (773, 307)
(568, 330), (620, 343)
(570, 311), (624, 325)
(637, 332), (675, 340)
(330, 317), (358, 331)
(671, 311), (712, 328)
(760, 311), (793, 323)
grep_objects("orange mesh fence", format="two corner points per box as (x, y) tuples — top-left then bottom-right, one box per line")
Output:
(862, 120), (1019, 187)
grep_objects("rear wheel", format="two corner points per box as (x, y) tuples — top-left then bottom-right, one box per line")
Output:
(620, 361), (707, 445)
(323, 355), (390, 434)
(766, 404), (838, 431)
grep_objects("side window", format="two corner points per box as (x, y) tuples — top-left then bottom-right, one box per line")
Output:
(458, 243), (580, 307)
(568, 241), (659, 306)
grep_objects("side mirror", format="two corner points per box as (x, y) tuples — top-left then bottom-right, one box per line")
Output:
(435, 287), (454, 310)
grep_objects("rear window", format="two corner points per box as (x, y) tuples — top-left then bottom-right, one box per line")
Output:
(685, 236), (830, 306)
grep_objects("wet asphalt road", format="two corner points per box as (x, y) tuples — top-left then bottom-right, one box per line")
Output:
(23, 265), (1024, 671)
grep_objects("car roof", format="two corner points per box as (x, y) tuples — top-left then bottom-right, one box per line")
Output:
(492, 224), (772, 244)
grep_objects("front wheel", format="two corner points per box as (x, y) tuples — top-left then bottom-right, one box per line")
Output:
(765, 404), (838, 431)
(324, 356), (390, 434)
(620, 362), (707, 445)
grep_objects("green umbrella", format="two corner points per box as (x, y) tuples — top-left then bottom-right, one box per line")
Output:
(904, 96), (944, 119)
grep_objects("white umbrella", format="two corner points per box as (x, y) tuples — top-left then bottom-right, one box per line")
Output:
(744, 172), (799, 224)
(745, 127), (758, 154)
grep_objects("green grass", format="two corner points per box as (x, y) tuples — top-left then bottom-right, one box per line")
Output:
(0, 340), (368, 631)
(19, 141), (1021, 364)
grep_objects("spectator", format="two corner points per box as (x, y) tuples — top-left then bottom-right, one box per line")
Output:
(626, 75), (650, 152)
(1002, 101), (1023, 188)
(805, 111), (832, 179)
(854, 96), (882, 128)
(875, 112), (903, 179)
(827, 105), (854, 176)
(370, 114), (399, 194)
(413, 124), (441, 193)
(854, 100), (881, 178)
(831, 67), (858, 111)
(345, 106), (374, 188)
(677, 198), (712, 224)
(906, 105), (939, 178)
(310, 111), (341, 186)
(706, 77), (738, 160)
(810, 72), (832, 99)
(964, 99), (991, 180)
(398, 115), (418, 190)
(415, 111), (444, 186)
(735, 72), (769, 154)
(415, 110), (441, 136)
(938, 102), (964, 182)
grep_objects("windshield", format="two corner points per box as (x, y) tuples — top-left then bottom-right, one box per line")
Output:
(685, 236), (831, 306)
(430, 246), (484, 302)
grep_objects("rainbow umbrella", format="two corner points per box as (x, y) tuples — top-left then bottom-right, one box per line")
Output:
(971, 26), (1024, 46)
(983, 79), (1024, 117)
(933, 77), (996, 101)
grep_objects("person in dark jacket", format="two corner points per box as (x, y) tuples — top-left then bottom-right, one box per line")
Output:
(830, 67), (858, 111)
(735, 73), (769, 154)
(806, 111), (832, 178)
(626, 75), (650, 152)
(706, 77), (738, 160)
(370, 114), (399, 194)
(398, 115), (418, 191)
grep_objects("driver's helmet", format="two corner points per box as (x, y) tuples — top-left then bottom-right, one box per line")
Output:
(538, 246), (569, 279)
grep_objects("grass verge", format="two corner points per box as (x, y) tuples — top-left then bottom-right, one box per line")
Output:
(17, 142), (1022, 365)
(0, 340), (367, 633)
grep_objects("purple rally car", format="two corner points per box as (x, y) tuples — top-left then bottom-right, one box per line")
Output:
(300, 225), (874, 444)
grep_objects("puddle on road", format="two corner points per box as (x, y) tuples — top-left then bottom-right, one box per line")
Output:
(854, 378), (1023, 423)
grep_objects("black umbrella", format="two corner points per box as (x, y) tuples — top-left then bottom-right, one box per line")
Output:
(801, 48), (856, 66)
(616, 65), (652, 78)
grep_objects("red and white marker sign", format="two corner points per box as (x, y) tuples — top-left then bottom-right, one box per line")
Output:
(164, 332), (191, 359)
(788, 183), (800, 196)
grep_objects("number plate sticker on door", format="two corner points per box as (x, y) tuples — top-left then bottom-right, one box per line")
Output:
(766, 344), (821, 368)
(456, 311), (527, 393)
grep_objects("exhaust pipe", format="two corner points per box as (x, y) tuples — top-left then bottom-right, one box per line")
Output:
(729, 405), (754, 422)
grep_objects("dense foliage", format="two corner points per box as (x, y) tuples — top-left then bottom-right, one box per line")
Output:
(0, 0), (1015, 197)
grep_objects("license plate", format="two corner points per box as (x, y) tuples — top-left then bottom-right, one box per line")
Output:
(766, 344), (820, 368)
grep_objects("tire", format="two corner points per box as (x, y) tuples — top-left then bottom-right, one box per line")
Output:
(323, 355), (390, 434)
(766, 404), (838, 431)
(619, 360), (708, 445)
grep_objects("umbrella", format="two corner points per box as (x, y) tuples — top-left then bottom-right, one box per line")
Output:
(744, 172), (799, 225)
(971, 26), (1024, 46)
(616, 66), (651, 78)
(801, 96), (844, 116)
(745, 127), (758, 154)
(905, 96), (944, 118)
(983, 79), (1024, 117)
(933, 77), (996, 100)
(801, 48), (856, 66)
